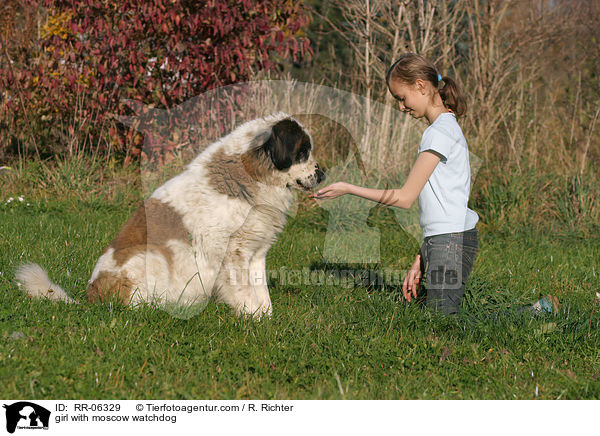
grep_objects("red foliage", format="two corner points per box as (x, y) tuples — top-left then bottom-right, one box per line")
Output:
(0, 0), (311, 161)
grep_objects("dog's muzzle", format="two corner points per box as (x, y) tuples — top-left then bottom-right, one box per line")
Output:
(295, 165), (326, 191)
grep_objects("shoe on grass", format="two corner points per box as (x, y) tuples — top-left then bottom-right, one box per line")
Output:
(531, 295), (560, 314)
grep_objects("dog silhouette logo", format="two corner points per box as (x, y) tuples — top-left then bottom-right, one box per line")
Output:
(3, 402), (50, 433)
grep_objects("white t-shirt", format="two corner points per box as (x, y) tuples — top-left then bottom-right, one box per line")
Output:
(417, 112), (479, 238)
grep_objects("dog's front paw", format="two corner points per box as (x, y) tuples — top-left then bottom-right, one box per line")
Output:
(236, 302), (272, 321)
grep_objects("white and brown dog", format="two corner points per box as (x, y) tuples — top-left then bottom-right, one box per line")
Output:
(16, 113), (325, 318)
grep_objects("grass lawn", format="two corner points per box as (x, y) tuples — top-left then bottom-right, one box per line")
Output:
(1, 165), (599, 399)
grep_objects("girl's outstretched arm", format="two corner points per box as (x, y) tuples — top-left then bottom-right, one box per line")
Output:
(312, 150), (441, 209)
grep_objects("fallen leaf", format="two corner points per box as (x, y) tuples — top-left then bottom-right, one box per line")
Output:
(535, 322), (557, 335)
(439, 346), (452, 363)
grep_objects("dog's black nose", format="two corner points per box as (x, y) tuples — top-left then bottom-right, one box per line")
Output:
(315, 166), (326, 184)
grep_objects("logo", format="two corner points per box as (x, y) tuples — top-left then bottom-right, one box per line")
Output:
(3, 402), (50, 434)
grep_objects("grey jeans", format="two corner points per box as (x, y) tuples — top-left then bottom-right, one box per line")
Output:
(418, 227), (478, 314)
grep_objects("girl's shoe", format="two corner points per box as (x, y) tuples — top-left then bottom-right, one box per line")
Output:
(531, 295), (560, 314)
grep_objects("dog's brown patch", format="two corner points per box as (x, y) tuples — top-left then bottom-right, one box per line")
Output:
(207, 149), (271, 201)
(241, 148), (272, 182)
(87, 271), (134, 304)
(108, 198), (190, 268)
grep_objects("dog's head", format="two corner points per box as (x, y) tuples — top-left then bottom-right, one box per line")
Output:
(265, 118), (326, 191)
(249, 117), (325, 191)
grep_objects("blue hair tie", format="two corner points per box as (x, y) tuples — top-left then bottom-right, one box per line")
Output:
(437, 73), (442, 83)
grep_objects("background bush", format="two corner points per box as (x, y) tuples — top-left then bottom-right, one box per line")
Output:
(0, 0), (310, 162)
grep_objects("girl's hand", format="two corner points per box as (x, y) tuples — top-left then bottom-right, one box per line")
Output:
(310, 182), (351, 200)
(402, 254), (422, 302)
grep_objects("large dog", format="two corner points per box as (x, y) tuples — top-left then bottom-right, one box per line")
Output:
(16, 113), (325, 318)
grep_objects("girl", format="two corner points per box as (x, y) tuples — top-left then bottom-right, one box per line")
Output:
(311, 53), (479, 315)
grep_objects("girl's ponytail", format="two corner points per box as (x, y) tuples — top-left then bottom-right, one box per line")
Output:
(439, 75), (467, 118)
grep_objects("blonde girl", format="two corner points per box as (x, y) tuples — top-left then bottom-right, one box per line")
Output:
(312, 53), (478, 315)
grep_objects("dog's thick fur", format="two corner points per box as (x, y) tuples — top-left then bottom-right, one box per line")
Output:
(16, 113), (324, 318)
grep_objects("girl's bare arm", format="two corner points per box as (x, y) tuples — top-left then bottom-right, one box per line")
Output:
(313, 150), (441, 209)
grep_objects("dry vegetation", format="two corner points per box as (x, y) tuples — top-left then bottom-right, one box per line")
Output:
(302, 0), (599, 176)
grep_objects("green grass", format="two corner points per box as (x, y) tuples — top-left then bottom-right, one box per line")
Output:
(1, 162), (599, 399)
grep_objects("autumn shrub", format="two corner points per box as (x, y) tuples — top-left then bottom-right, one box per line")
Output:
(0, 0), (311, 163)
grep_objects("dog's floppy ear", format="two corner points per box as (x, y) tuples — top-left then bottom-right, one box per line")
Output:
(262, 119), (304, 170)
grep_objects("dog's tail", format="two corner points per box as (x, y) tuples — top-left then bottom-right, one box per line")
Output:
(15, 263), (77, 304)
